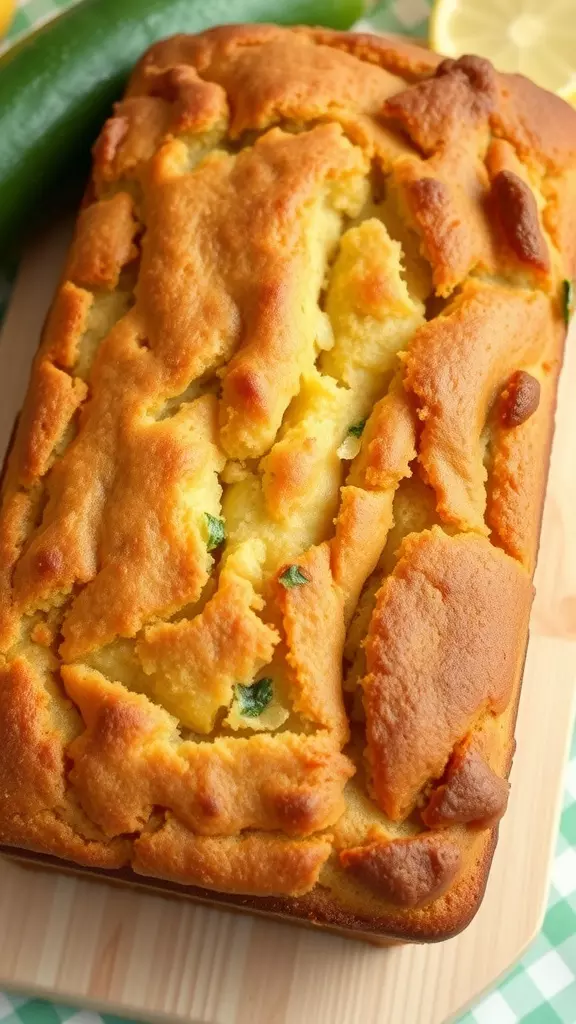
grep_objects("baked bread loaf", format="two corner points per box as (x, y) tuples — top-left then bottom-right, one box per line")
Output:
(0, 24), (574, 943)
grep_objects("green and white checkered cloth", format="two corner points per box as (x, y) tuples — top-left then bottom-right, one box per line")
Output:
(0, 1), (575, 1022)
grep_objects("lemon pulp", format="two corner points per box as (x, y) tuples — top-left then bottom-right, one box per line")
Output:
(430, 0), (576, 96)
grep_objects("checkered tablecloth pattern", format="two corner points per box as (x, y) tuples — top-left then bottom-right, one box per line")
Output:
(0, 1), (575, 1022)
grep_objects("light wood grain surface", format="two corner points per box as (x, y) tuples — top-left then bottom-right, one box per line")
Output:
(0, 223), (574, 1024)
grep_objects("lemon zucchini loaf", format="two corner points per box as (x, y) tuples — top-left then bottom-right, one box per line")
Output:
(0, 25), (574, 942)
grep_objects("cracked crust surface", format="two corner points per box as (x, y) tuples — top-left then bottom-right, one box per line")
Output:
(0, 24), (574, 943)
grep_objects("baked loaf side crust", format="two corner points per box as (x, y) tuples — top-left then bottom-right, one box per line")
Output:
(0, 25), (574, 941)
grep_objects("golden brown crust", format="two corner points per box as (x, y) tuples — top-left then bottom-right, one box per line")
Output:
(403, 280), (551, 532)
(133, 819), (332, 896)
(0, 658), (71, 826)
(141, 64), (229, 134)
(332, 382), (417, 623)
(66, 193), (139, 290)
(362, 529), (533, 820)
(382, 55), (496, 156)
(0, 659), (130, 867)
(391, 152), (496, 297)
(164, 30), (405, 139)
(15, 363), (87, 487)
(275, 543), (349, 741)
(493, 72), (576, 173)
(349, 380), (417, 492)
(487, 329), (561, 570)
(42, 282), (93, 370)
(61, 666), (354, 838)
(136, 572), (279, 733)
(0, 23), (574, 941)
(303, 28), (441, 79)
(331, 487), (395, 627)
(93, 99), (170, 185)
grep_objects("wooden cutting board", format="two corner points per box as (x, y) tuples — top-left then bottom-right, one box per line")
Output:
(0, 223), (575, 1024)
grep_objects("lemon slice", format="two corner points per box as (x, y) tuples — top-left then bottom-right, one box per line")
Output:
(430, 0), (576, 96)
